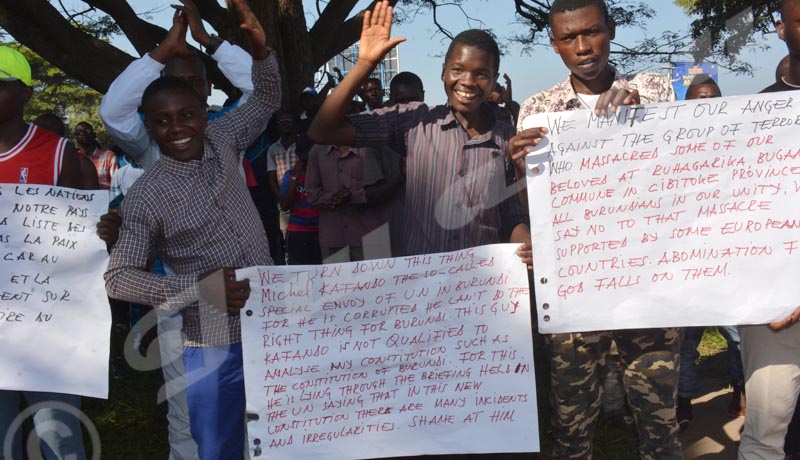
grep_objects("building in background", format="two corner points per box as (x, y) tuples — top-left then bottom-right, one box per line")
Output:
(321, 44), (400, 95)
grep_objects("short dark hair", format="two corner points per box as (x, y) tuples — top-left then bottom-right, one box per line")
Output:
(140, 76), (203, 116)
(390, 72), (424, 94)
(444, 29), (500, 73)
(686, 74), (721, 97)
(365, 77), (382, 88)
(549, 0), (611, 29)
(688, 73), (718, 88)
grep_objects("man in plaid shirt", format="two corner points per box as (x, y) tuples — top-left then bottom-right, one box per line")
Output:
(104, 1), (278, 457)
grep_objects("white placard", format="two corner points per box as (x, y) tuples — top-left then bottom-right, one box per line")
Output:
(238, 244), (538, 460)
(523, 91), (800, 333)
(0, 184), (110, 398)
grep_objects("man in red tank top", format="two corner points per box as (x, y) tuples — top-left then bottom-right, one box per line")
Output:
(0, 49), (81, 186)
(0, 45), (87, 460)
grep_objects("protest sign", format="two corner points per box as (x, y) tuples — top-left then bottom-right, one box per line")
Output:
(523, 92), (800, 334)
(238, 244), (538, 460)
(0, 184), (110, 398)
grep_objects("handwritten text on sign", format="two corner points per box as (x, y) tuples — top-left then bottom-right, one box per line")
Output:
(0, 184), (110, 398)
(524, 92), (800, 333)
(238, 244), (538, 460)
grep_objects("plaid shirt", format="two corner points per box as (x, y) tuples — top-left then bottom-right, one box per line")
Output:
(518, 71), (675, 126)
(105, 55), (279, 347)
(90, 146), (119, 189)
(350, 103), (528, 256)
(267, 140), (297, 186)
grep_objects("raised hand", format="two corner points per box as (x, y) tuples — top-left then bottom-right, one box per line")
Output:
(358, 0), (406, 67)
(230, 0), (267, 58)
(502, 73), (513, 104)
(151, 9), (194, 63)
(173, 0), (211, 46)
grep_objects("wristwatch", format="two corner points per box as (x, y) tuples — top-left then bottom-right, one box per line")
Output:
(204, 35), (223, 55)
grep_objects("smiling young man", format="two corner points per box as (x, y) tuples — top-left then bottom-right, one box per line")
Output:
(510, 1), (680, 459)
(309, 1), (531, 265)
(103, 1), (278, 458)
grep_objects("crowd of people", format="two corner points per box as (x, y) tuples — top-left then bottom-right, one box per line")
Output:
(2, 0), (800, 458)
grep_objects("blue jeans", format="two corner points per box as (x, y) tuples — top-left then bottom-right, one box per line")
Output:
(0, 390), (85, 460)
(183, 343), (245, 460)
(679, 326), (744, 398)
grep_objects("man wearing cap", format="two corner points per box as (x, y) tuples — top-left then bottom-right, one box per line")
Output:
(0, 45), (86, 460)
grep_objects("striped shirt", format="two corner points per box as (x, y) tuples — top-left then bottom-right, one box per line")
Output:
(105, 55), (279, 347)
(89, 146), (119, 190)
(350, 103), (528, 256)
(281, 170), (318, 232)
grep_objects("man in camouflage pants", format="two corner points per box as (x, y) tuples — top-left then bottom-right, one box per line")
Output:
(511, 0), (682, 458)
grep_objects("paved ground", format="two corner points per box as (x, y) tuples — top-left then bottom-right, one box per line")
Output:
(681, 385), (744, 459)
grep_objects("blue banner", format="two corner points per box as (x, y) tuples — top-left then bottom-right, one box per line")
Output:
(671, 62), (719, 100)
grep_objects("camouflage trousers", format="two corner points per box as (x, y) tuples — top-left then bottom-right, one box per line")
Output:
(547, 328), (683, 460)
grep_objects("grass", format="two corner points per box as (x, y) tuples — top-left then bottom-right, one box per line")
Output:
(75, 330), (729, 459)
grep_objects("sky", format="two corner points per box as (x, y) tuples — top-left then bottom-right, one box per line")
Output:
(120, 1), (787, 106)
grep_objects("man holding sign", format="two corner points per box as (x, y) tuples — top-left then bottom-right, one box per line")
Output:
(0, 46), (87, 460)
(104, 1), (278, 458)
(511, 0), (681, 458)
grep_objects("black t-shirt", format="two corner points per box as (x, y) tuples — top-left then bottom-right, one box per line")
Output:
(761, 80), (799, 93)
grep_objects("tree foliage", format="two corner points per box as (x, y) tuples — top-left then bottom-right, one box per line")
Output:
(675, 0), (780, 73)
(6, 43), (108, 143)
(511, 0), (671, 71)
(0, 0), (779, 115)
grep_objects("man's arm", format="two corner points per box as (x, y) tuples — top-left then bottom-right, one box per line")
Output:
(56, 143), (83, 189)
(205, 0), (279, 154)
(308, 0), (405, 146)
(278, 170), (297, 211)
(176, 0), (253, 100)
(105, 193), (199, 309)
(80, 157), (100, 190)
(304, 147), (337, 206)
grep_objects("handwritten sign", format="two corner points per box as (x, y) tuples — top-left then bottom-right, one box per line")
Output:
(523, 91), (800, 333)
(0, 184), (110, 398)
(238, 244), (538, 460)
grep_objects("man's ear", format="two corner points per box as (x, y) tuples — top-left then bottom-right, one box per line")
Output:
(441, 63), (446, 81)
(143, 118), (153, 136)
(778, 20), (785, 41)
(608, 20), (616, 41)
(22, 86), (33, 103)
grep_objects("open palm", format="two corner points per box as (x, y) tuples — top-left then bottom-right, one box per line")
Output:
(358, 0), (406, 66)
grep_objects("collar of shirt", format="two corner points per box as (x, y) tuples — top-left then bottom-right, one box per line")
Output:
(549, 68), (632, 111)
(325, 145), (365, 159)
(435, 104), (505, 151)
(159, 154), (202, 176)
